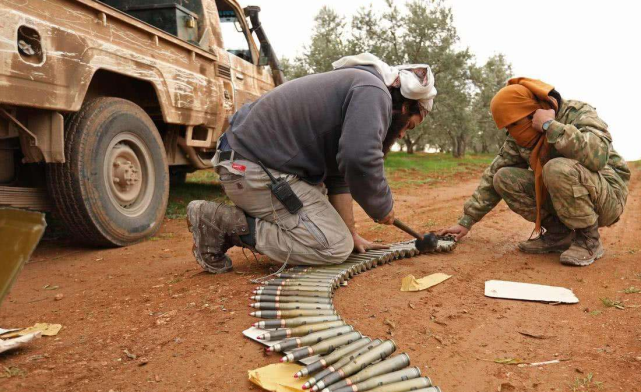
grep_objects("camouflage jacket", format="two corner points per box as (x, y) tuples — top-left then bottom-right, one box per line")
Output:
(459, 99), (631, 229)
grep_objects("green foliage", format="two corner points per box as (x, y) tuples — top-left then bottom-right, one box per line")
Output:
(282, 0), (513, 158)
(600, 297), (625, 310)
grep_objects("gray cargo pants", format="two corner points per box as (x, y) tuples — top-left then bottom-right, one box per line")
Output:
(213, 151), (354, 266)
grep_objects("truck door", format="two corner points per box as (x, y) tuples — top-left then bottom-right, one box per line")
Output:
(215, 0), (263, 109)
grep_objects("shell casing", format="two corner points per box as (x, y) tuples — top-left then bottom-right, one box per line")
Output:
(253, 290), (333, 298)
(329, 367), (421, 392)
(256, 285), (333, 293)
(276, 274), (347, 283)
(254, 315), (341, 329)
(366, 377), (433, 392)
(269, 326), (354, 352)
(303, 339), (382, 389)
(250, 295), (333, 304)
(312, 340), (396, 391)
(325, 354), (413, 392)
(295, 338), (373, 378)
(266, 278), (339, 287)
(250, 309), (337, 319)
(281, 332), (362, 362)
(260, 320), (346, 341)
(409, 387), (441, 392)
(250, 302), (334, 311)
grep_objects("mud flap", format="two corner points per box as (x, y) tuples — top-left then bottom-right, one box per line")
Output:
(0, 208), (46, 305)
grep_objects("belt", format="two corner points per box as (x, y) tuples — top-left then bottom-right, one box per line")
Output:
(218, 150), (250, 162)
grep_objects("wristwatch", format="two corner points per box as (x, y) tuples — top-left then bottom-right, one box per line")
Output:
(542, 120), (553, 131)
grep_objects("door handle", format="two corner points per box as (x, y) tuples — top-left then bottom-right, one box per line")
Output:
(236, 73), (245, 81)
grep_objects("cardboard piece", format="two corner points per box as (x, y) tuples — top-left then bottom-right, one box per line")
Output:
(248, 363), (309, 392)
(1, 323), (62, 338)
(484, 280), (579, 304)
(401, 273), (452, 292)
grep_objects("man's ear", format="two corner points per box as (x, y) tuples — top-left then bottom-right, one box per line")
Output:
(400, 101), (410, 115)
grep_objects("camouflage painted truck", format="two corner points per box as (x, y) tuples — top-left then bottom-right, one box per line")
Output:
(0, 0), (284, 246)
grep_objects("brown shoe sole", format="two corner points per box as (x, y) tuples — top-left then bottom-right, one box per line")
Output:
(560, 247), (605, 267)
(517, 244), (570, 254)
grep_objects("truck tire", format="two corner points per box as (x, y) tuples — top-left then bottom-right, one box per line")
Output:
(47, 97), (169, 247)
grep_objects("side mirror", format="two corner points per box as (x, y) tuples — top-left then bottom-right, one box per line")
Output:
(258, 45), (271, 67)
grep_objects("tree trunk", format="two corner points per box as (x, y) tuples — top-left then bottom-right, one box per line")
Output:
(456, 135), (467, 157)
(481, 138), (489, 154)
(404, 135), (415, 154)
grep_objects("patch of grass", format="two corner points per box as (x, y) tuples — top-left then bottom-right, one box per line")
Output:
(0, 366), (26, 378)
(167, 170), (228, 219)
(589, 310), (601, 316)
(623, 286), (640, 294)
(569, 373), (603, 392)
(384, 152), (493, 188)
(600, 297), (625, 310)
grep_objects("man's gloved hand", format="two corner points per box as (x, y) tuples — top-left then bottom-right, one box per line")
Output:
(377, 209), (395, 225)
(437, 224), (469, 241)
(352, 232), (389, 253)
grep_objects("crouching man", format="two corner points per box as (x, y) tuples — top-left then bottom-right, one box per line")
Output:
(187, 53), (437, 273)
(440, 78), (629, 266)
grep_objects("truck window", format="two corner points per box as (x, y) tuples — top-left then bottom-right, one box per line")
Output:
(216, 1), (253, 63)
(98, 1), (205, 45)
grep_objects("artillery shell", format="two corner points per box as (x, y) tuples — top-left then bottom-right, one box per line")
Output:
(325, 355), (414, 391)
(366, 377), (432, 392)
(259, 320), (346, 341)
(281, 332), (362, 362)
(311, 340), (396, 391)
(295, 338), (373, 378)
(253, 290), (333, 298)
(256, 285), (333, 293)
(250, 302), (334, 311)
(330, 367), (421, 392)
(254, 315), (341, 329)
(268, 326), (354, 352)
(303, 339), (382, 389)
(250, 309), (337, 319)
(251, 295), (333, 305)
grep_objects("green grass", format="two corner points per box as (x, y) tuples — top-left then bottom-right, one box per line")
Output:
(166, 170), (227, 219)
(384, 152), (493, 188)
(569, 373), (603, 391)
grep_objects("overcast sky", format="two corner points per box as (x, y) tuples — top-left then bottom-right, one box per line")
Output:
(244, 0), (640, 161)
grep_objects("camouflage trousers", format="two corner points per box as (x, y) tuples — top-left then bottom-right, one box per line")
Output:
(493, 158), (625, 229)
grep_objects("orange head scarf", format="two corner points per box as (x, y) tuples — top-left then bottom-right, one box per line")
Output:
(490, 77), (559, 233)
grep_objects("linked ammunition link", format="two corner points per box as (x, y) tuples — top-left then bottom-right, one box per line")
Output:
(247, 240), (451, 392)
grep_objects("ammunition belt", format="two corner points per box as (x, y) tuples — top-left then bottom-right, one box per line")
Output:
(247, 237), (457, 392)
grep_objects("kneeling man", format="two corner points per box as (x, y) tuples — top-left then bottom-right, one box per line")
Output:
(440, 78), (629, 266)
(188, 54), (437, 273)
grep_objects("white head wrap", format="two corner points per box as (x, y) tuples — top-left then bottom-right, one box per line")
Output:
(332, 53), (437, 113)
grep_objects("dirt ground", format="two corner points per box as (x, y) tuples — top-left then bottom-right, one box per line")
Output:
(1, 168), (640, 392)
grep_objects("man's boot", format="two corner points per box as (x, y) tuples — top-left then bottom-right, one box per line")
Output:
(186, 200), (253, 274)
(518, 215), (573, 254)
(560, 222), (604, 267)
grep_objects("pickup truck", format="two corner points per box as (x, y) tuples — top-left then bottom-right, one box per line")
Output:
(0, 0), (284, 246)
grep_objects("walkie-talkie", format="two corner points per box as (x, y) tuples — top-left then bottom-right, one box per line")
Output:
(257, 161), (303, 214)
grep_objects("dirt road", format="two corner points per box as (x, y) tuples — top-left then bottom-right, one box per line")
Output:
(1, 169), (639, 392)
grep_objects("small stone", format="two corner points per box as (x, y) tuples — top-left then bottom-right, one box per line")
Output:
(54, 294), (64, 301)
(636, 356), (641, 362)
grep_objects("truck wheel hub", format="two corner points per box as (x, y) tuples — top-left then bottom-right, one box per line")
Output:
(109, 144), (143, 206)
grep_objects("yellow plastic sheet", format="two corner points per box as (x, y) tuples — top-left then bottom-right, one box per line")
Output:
(401, 273), (451, 292)
(248, 363), (310, 392)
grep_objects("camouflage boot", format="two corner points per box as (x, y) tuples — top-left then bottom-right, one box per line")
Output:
(186, 200), (252, 274)
(560, 223), (604, 267)
(518, 215), (573, 254)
